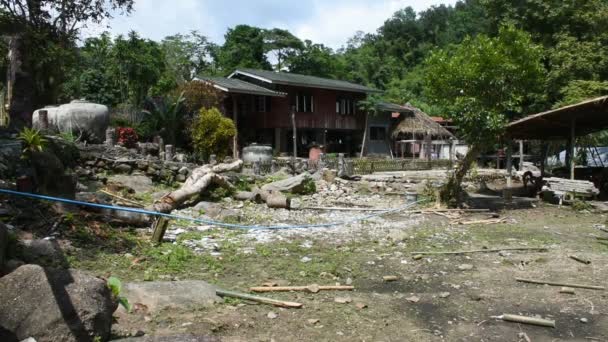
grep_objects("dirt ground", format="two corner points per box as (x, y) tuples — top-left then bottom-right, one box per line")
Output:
(6, 182), (608, 341)
(101, 204), (608, 341)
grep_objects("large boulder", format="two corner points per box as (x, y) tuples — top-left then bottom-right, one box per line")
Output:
(32, 100), (110, 143)
(0, 264), (117, 342)
(108, 174), (154, 193)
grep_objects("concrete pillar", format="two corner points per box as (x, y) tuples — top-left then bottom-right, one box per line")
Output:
(506, 141), (513, 188)
(165, 145), (174, 162)
(450, 139), (456, 162)
(105, 128), (115, 147)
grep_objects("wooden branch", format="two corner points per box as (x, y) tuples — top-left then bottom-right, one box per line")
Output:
(516, 278), (605, 290)
(216, 289), (303, 308)
(568, 255), (591, 265)
(492, 314), (555, 328)
(410, 247), (548, 255)
(100, 189), (143, 208)
(250, 285), (354, 293)
(454, 218), (507, 225)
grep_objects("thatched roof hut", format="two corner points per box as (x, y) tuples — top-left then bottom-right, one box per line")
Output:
(389, 103), (454, 139)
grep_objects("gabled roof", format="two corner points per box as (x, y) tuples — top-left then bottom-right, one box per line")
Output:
(195, 77), (286, 97)
(391, 104), (454, 139)
(229, 68), (380, 94)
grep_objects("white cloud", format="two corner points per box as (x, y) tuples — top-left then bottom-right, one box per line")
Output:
(87, 0), (457, 48)
(286, 0), (457, 49)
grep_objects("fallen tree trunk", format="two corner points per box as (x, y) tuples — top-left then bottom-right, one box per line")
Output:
(515, 277), (605, 290)
(151, 160), (243, 213)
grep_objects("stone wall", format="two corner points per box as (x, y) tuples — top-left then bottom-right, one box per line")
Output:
(76, 144), (196, 185)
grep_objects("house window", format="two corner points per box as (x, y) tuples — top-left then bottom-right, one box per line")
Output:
(254, 96), (271, 112)
(369, 127), (386, 141)
(296, 92), (314, 113)
(336, 96), (355, 115)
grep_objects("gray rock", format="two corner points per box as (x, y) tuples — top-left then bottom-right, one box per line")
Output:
(193, 202), (240, 221)
(261, 172), (314, 194)
(108, 174), (154, 193)
(19, 239), (62, 264)
(114, 164), (133, 174)
(178, 167), (189, 175)
(176, 174), (186, 182)
(0, 264), (116, 342)
(122, 281), (220, 313)
(3, 259), (25, 274)
(32, 100), (110, 143)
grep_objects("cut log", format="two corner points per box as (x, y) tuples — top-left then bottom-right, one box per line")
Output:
(233, 191), (262, 202)
(266, 192), (290, 209)
(151, 160), (242, 213)
(216, 288), (303, 308)
(515, 278), (605, 290)
(568, 255), (591, 265)
(249, 285), (354, 293)
(151, 217), (170, 245)
(492, 314), (555, 328)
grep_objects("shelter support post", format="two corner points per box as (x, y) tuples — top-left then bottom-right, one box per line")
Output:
(570, 118), (576, 180)
(540, 143), (548, 179)
(518, 140), (524, 171)
(450, 139), (456, 163)
(232, 97), (238, 159)
(506, 141), (513, 188)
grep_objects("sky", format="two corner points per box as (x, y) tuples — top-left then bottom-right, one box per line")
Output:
(88, 0), (458, 49)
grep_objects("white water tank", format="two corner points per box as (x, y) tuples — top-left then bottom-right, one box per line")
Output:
(32, 100), (110, 143)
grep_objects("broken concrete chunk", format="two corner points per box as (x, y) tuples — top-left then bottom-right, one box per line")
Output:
(383, 275), (398, 282)
(355, 302), (367, 309)
(267, 311), (278, 319)
(406, 296), (420, 303)
(457, 264), (474, 271)
(334, 297), (352, 304)
(559, 287), (575, 294)
(307, 318), (320, 325)
(439, 292), (451, 298)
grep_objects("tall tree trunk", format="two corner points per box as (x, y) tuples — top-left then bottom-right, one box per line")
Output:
(440, 144), (482, 207)
(359, 112), (369, 158)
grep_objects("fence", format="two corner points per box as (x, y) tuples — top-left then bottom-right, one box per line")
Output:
(243, 155), (452, 176)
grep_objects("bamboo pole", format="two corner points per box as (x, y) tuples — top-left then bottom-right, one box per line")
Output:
(492, 314), (555, 328)
(250, 285), (354, 293)
(216, 289), (303, 308)
(410, 247), (548, 255)
(515, 278), (605, 290)
(100, 190), (144, 208)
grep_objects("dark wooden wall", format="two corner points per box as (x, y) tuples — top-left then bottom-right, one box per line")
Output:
(239, 86), (367, 131)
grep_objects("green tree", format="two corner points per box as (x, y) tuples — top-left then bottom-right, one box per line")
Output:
(287, 40), (343, 78)
(191, 107), (236, 160)
(140, 92), (185, 146)
(0, 0), (133, 121)
(113, 31), (166, 106)
(216, 25), (271, 73)
(425, 26), (545, 204)
(263, 28), (304, 71)
(160, 32), (218, 86)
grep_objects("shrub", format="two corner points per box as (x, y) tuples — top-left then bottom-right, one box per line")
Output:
(18, 127), (46, 159)
(175, 81), (224, 114)
(116, 127), (138, 148)
(191, 107), (236, 160)
(140, 93), (185, 145)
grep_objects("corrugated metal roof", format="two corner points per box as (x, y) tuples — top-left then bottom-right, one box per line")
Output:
(196, 77), (286, 97)
(377, 102), (412, 113)
(230, 69), (380, 93)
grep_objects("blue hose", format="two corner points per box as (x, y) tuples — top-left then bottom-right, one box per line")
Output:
(0, 188), (421, 230)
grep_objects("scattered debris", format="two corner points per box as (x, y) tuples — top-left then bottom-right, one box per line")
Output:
(267, 311), (278, 319)
(355, 302), (367, 309)
(300, 256), (312, 263)
(383, 275), (399, 282)
(457, 264), (474, 271)
(580, 317), (589, 324)
(216, 289), (303, 308)
(410, 247), (548, 255)
(559, 287), (576, 294)
(413, 254), (424, 260)
(307, 318), (320, 325)
(334, 297), (352, 304)
(515, 278), (605, 290)
(518, 332), (532, 342)
(453, 218), (508, 225)
(568, 255), (591, 265)
(406, 296), (420, 303)
(438, 292), (451, 298)
(249, 284), (354, 293)
(491, 314), (555, 328)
